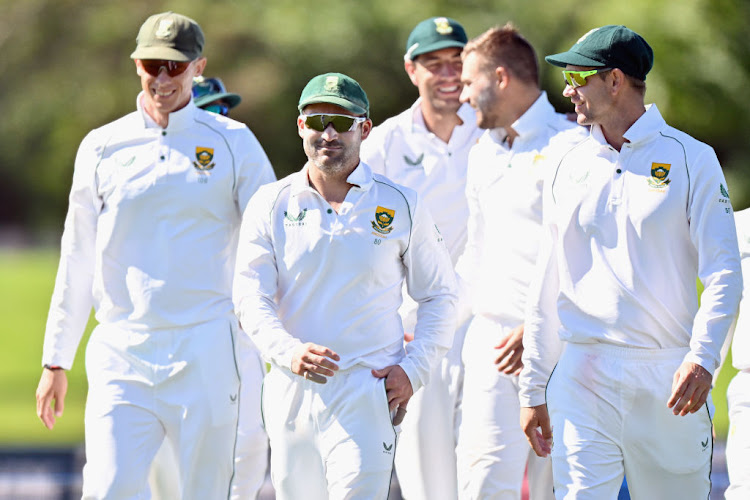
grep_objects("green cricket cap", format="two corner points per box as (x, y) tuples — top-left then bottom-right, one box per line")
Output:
(192, 77), (242, 109)
(545, 25), (653, 81)
(130, 11), (204, 62)
(298, 73), (369, 117)
(405, 17), (467, 61)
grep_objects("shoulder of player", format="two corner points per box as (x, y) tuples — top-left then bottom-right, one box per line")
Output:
(371, 173), (418, 214)
(368, 107), (415, 141)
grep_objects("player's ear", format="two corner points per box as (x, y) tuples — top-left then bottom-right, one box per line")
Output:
(360, 118), (373, 140)
(404, 59), (419, 87)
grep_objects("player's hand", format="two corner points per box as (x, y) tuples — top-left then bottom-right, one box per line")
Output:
(403, 332), (414, 343)
(36, 368), (68, 430)
(291, 342), (340, 384)
(520, 404), (553, 457)
(494, 324), (524, 375)
(371, 365), (413, 414)
(667, 361), (712, 416)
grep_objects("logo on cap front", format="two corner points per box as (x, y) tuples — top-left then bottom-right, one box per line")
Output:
(325, 76), (339, 92)
(577, 27), (600, 44)
(434, 17), (453, 35)
(155, 19), (175, 40)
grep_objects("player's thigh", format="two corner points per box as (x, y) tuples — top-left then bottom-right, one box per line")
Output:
(546, 348), (624, 499)
(726, 371), (750, 499)
(82, 401), (164, 499)
(620, 353), (711, 500)
(263, 366), (328, 500)
(232, 343), (269, 500)
(323, 370), (395, 500)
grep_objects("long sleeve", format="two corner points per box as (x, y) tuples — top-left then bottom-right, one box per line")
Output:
(684, 148), (742, 375)
(234, 187), (302, 369)
(400, 197), (458, 393)
(42, 132), (103, 369)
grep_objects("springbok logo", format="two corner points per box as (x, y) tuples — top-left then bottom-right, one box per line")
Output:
(193, 147), (215, 171)
(372, 206), (395, 234)
(434, 17), (453, 35)
(648, 162), (670, 189)
(155, 19), (175, 39)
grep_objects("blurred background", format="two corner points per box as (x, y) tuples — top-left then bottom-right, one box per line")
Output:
(1, 0), (747, 498)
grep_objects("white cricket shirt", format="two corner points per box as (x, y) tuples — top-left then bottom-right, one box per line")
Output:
(360, 100), (483, 265)
(732, 208), (750, 370)
(455, 93), (587, 323)
(233, 162), (458, 393)
(520, 104), (742, 406)
(42, 94), (276, 369)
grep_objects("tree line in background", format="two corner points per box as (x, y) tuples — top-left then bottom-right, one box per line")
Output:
(2, 0), (749, 235)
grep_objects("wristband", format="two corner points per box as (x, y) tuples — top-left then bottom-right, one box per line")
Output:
(43, 364), (63, 371)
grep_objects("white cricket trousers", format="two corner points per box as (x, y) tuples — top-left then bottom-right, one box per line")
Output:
(263, 364), (397, 500)
(457, 315), (554, 500)
(81, 319), (241, 500)
(547, 342), (713, 500)
(725, 369), (750, 499)
(395, 319), (466, 500)
(148, 332), (269, 500)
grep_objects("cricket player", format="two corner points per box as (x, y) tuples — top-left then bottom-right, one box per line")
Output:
(233, 72), (458, 499)
(148, 74), (271, 500)
(455, 24), (586, 500)
(360, 17), (483, 499)
(519, 25), (742, 499)
(34, 12), (276, 499)
(724, 207), (750, 499)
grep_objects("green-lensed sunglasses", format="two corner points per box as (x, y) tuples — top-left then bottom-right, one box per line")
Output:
(300, 114), (366, 133)
(562, 68), (612, 88)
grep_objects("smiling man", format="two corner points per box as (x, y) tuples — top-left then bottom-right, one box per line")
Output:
(519, 25), (742, 499)
(34, 11), (275, 499)
(360, 18), (483, 500)
(233, 72), (457, 499)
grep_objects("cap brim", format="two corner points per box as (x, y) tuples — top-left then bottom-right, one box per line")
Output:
(298, 96), (368, 116)
(194, 92), (242, 109)
(409, 40), (466, 60)
(130, 46), (195, 62)
(545, 50), (607, 68)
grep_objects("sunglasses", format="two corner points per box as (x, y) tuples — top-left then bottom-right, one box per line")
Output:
(300, 114), (366, 133)
(140, 59), (192, 78)
(202, 103), (230, 116)
(562, 68), (612, 88)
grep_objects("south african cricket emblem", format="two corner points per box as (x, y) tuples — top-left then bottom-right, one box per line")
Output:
(372, 206), (395, 234)
(648, 162), (671, 189)
(434, 17), (453, 35)
(193, 147), (215, 172)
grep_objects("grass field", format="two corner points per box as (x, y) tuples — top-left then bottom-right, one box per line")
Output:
(0, 249), (740, 446)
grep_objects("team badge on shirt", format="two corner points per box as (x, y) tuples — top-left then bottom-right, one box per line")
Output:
(193, 147), (215, 171)
(372, 206), (395, 234)
(648, 162), (671, 189)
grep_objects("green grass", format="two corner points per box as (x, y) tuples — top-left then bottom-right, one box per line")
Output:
(0, 249), (739, 445)
(0, 249), (94, 445)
